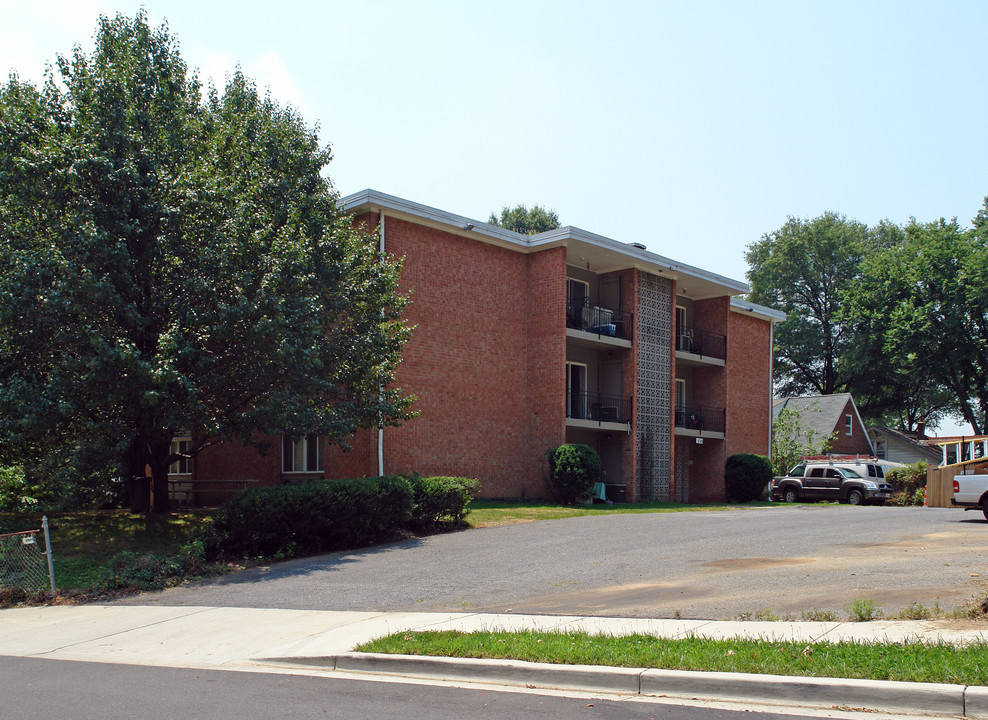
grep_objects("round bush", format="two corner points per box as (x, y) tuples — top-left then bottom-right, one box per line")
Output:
(547, 444), (602, 504)
(725, 454), (773, 503)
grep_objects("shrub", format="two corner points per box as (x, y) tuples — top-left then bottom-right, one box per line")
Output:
(547, 444), (602, 504)
(94, 551), (184, 592)
(211, 476), (415, 558)
(406, 475), (480, 531)
(725, 454), (773, 503)
(886, 461), (928, 506)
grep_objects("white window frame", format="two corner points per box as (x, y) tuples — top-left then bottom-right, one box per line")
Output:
(168, 432), (192, 477)
(675, 378), (687, 409)
(168, 435), (192, 476)
(567, 277), (589, 304)
(282, 434), (323, 474)
(845, 414), (853, 436)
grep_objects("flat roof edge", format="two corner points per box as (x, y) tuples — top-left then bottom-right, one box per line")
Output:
(730, 297), (787, 322)
(340, 189), (751, 296)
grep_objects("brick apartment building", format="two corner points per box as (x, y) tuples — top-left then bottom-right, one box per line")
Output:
(186, 190), (784, 504)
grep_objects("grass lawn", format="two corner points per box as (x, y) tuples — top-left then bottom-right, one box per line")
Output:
(1, 510), (213, 590)
(357, 629), (988, 686)
(466, 499), (774, 527)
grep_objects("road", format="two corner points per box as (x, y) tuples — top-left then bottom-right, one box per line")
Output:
(119, 505), (988, 619)
(0, 655), (888, 720)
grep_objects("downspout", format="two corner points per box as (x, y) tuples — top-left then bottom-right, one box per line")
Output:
(768, 320), (775, 461)
(378, 211), (386, 477)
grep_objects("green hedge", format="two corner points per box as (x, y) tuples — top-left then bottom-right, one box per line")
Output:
(725, 454), (773, 503)
(406, 475), (480, 531)
(212, 475), (479, 558)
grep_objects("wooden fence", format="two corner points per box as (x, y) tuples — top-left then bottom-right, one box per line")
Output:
(926, 462), (988, 507)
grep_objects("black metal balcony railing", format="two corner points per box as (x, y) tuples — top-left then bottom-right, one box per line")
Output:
(674, 404), (726, 434)
(675, 327), (727, 361)
(566, 298), (633, 340)
(567, 391), (633, 424)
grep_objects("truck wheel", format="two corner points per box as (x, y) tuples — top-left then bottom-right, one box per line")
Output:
(982, 496), (988, 522)
(784, 488), (798, 504)
(848, 490), (864, 506)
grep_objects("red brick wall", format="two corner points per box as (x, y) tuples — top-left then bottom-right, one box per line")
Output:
(193, 434), (283, 485)
(525, 246), (567, 497)
(324, 215), (567, 497)
(726, 311), (773, 458)
(828, 398), (874, 455)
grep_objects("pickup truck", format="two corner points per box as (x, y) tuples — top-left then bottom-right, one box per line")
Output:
(771, 462), (891, 505)
(951, 475), (988, 520)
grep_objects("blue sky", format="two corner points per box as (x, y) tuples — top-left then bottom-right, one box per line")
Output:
(3, 1), (985, 433)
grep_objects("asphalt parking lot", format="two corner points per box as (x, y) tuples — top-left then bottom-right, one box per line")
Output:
(120, 505), (988, 620)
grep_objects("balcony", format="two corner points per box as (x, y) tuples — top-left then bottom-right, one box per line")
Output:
(674, 404), (726, 436)
(675, 327), (726, 366)
(566, 298), (633, 346)
(566, 390), (632, 429)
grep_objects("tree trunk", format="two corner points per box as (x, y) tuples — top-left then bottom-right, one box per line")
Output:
(148, 442), (172, 513)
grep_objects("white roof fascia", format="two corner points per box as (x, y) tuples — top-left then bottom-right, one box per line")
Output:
(341, 189), (528, 247)
(730, 297), (787, 323)
(532, 226), (748, 295)
(341, 189), (748, 295)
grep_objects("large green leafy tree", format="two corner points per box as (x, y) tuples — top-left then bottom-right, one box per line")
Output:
(0, 13), (411, 511)
(745, 212), (878, 397)
(488, 203), (560, 235)
(845, 216), (988, 434)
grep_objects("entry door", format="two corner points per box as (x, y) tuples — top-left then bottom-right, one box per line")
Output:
(566, 362), (587, 419)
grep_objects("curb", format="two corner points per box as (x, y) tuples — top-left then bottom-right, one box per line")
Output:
(267, 653), (988, 718)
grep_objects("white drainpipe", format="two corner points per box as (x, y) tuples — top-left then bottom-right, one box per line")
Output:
(378, 211), (386, 477)
(768, 320), (775, 459)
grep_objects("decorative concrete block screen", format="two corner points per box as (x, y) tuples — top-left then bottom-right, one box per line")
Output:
(636, 272), (672, 500)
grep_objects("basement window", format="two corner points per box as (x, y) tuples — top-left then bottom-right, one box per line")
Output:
(283, 435), (323, 473)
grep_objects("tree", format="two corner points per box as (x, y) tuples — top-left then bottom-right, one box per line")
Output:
(770, 406), (837, 476)
(488, 204), (560, 235)
(745, 212), (880, 397)
(845, 216), (988, 434)
(0, 13), (412, 511)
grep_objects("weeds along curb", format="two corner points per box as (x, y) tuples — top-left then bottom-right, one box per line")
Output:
(282, 653), (987, 718)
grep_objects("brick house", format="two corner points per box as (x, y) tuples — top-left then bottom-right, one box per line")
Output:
(772, 393), (874, 458)
(184, 190), (785, 504)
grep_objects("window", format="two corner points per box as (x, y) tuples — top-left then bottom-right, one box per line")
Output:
(675, 378), (687, 409)
(845, 414), (853, 436)
(282, 435), (323, 473)
(875, 440), (886, 459)
(169, 437), (192, 476)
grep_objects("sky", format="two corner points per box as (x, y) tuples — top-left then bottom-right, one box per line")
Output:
(2, 0), (985, 434)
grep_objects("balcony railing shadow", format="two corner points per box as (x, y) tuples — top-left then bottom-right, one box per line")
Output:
(567, 391), (632, 424)
(676, 327), (726, 361)
(674, 404), (726, 434)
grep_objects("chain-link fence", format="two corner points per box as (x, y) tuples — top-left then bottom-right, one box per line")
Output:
(0, 516), (55, 596)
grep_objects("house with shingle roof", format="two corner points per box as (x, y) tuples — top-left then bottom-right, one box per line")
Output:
(772, 393), (874, 456)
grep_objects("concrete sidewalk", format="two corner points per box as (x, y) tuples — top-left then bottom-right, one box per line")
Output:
(2, 605), (988, 716)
